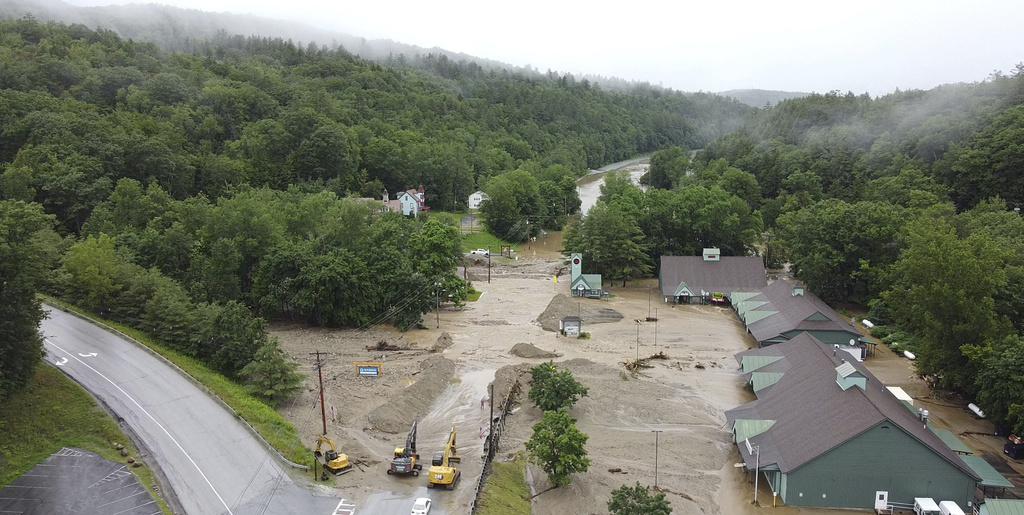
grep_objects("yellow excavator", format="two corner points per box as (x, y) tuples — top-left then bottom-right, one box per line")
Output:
(388, 421), (422, 476)
(427, 426), (462, 489)
(315, 435), (352, 475)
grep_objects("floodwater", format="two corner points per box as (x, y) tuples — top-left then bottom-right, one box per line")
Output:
(576, 163), (648, 215)
(359, 367), (496, 515)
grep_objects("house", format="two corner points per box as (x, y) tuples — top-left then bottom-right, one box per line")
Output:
(726, 333), (992, 510)
(569, 253), (602, 298)
(383, 186), (429, 217)
(468, 191), (489, 210)
(734, 279), (865, 356)
(658, 248), (767, 304)
(979, 499), (1024, 515)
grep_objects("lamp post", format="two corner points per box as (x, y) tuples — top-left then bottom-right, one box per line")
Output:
(652, 429), (663, 490)
(754, 444), (760, 505)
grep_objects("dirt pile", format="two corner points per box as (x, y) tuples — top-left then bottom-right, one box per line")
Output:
(490, 364), (529, 408)
(365, 355), (456, 433)
(536, 293), (624, 331)
(509, 342), (561, 359)
(430, 332), (454, 353)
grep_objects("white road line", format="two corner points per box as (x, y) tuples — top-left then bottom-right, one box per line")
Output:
(44, 339), (233, 515)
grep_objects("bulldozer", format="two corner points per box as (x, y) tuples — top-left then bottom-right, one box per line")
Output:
(427, 426), (462, 489)
(388, 421), (422, 476)
(315, 435), (352, 475)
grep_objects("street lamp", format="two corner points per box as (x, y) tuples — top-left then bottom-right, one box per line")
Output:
(651, 430), (663, 490)
(754, 443), (760, 505)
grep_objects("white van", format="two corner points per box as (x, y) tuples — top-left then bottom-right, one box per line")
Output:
(915, 498), (940, 515)
(938, 500), (965, 515)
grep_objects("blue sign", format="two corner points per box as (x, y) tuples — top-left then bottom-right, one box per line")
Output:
(356, 363), (382, 377)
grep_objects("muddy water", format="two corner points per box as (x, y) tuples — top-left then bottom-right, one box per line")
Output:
(576, 164), (647, 215)
(361, 367), (496, 515)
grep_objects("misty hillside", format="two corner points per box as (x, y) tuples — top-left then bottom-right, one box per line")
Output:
(0, 0), (524, 72)
(2, 0), (691, 96)
(717, 89), (810, 107)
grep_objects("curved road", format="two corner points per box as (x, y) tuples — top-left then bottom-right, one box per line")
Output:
(41, 308), (340, 515)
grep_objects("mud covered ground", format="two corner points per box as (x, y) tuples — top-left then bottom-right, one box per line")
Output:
(271, 250), (1023, 514)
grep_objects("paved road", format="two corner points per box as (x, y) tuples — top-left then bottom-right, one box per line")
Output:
(41, 307), (340, 515)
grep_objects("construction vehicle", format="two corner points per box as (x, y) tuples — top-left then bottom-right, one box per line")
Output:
(315, 435), (353, 475)
(388, 421), (422, 476)
(313, 350), (351, 476)
(427, 426), (461, 489)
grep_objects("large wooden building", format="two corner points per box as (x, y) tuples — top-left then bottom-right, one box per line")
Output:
(658, 248), (766, 304)
(726, 333), (997, 510)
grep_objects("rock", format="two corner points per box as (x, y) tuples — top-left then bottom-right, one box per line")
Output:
(126, 456), (135, 463)
(120, 448), (129, 457)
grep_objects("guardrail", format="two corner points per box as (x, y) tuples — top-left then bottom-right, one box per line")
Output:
(468, 375), (522, 514)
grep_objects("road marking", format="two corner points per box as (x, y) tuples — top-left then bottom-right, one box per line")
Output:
(54, 356), (68, 366)
(78, 352), (98, 357)
(44, 339), (234, 515)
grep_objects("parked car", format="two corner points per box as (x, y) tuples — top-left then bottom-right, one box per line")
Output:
(470, 249), (489, 256)
(1005, 434), (1024, 459)
(411, 497), (431, 515)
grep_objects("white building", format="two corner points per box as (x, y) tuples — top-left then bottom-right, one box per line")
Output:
(468, 191), (489, 210)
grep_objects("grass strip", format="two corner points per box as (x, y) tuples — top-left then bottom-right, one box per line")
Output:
(41, 296), (311, 465)
(475, 453), (531, 515)
(0, 366), (173, 514)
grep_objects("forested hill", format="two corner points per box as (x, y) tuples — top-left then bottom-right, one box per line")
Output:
(0, 16), (750, 219)
(1, 0), (520, 72)
(680, 67), (1024, 434)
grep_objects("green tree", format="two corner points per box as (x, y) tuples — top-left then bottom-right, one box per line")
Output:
(880, 213), (1009, 390)
(0, 201), (59, 399)
(528, 361), (589, 411)
(525, 409), (590, 487)
(647, 146), (689, 190)
(60, 233), (123, 313)
(975, 335), (1024, 435)
(775, 200), (905, 304)
(239, 339), (304, 406)
(562, 203), (652, 286)
(608, 482), (672, 515)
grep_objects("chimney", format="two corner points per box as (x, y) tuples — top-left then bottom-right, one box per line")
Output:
(702, 248), (720, 262)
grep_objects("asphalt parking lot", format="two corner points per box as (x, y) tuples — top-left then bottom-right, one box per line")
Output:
(0, 447), (160, 515)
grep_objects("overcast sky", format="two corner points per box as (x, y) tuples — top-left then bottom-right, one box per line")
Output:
(67, 0), (1024, 95)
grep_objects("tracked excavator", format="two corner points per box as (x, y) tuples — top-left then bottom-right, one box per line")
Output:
(427, 426), (462, 489)
(315, 435), (352, 475)
(388, 421), (422, 476)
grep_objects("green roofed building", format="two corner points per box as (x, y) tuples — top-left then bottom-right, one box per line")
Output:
(569, 252), (602, 298)
(726, 333), (992, 510)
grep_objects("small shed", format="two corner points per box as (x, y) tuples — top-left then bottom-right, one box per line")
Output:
(560, 316), (582, 336)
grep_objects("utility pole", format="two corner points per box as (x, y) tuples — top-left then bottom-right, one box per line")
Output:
(487, 247), (491, 283)
(654, 308), (658, 347)
(635, 320), (640, 363)
(648, 286), (652, 318)
(652, 430), (663, 490)
(435, 282), (440, 328)
(317, 350), (326, 436)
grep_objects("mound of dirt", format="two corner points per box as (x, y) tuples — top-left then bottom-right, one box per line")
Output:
(536, 293), (624, 331)
(365, 355), (456, 433)
(509, 342), (561, 359)
(430, 332), (454, 353)
(490, 364), (529, 408)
